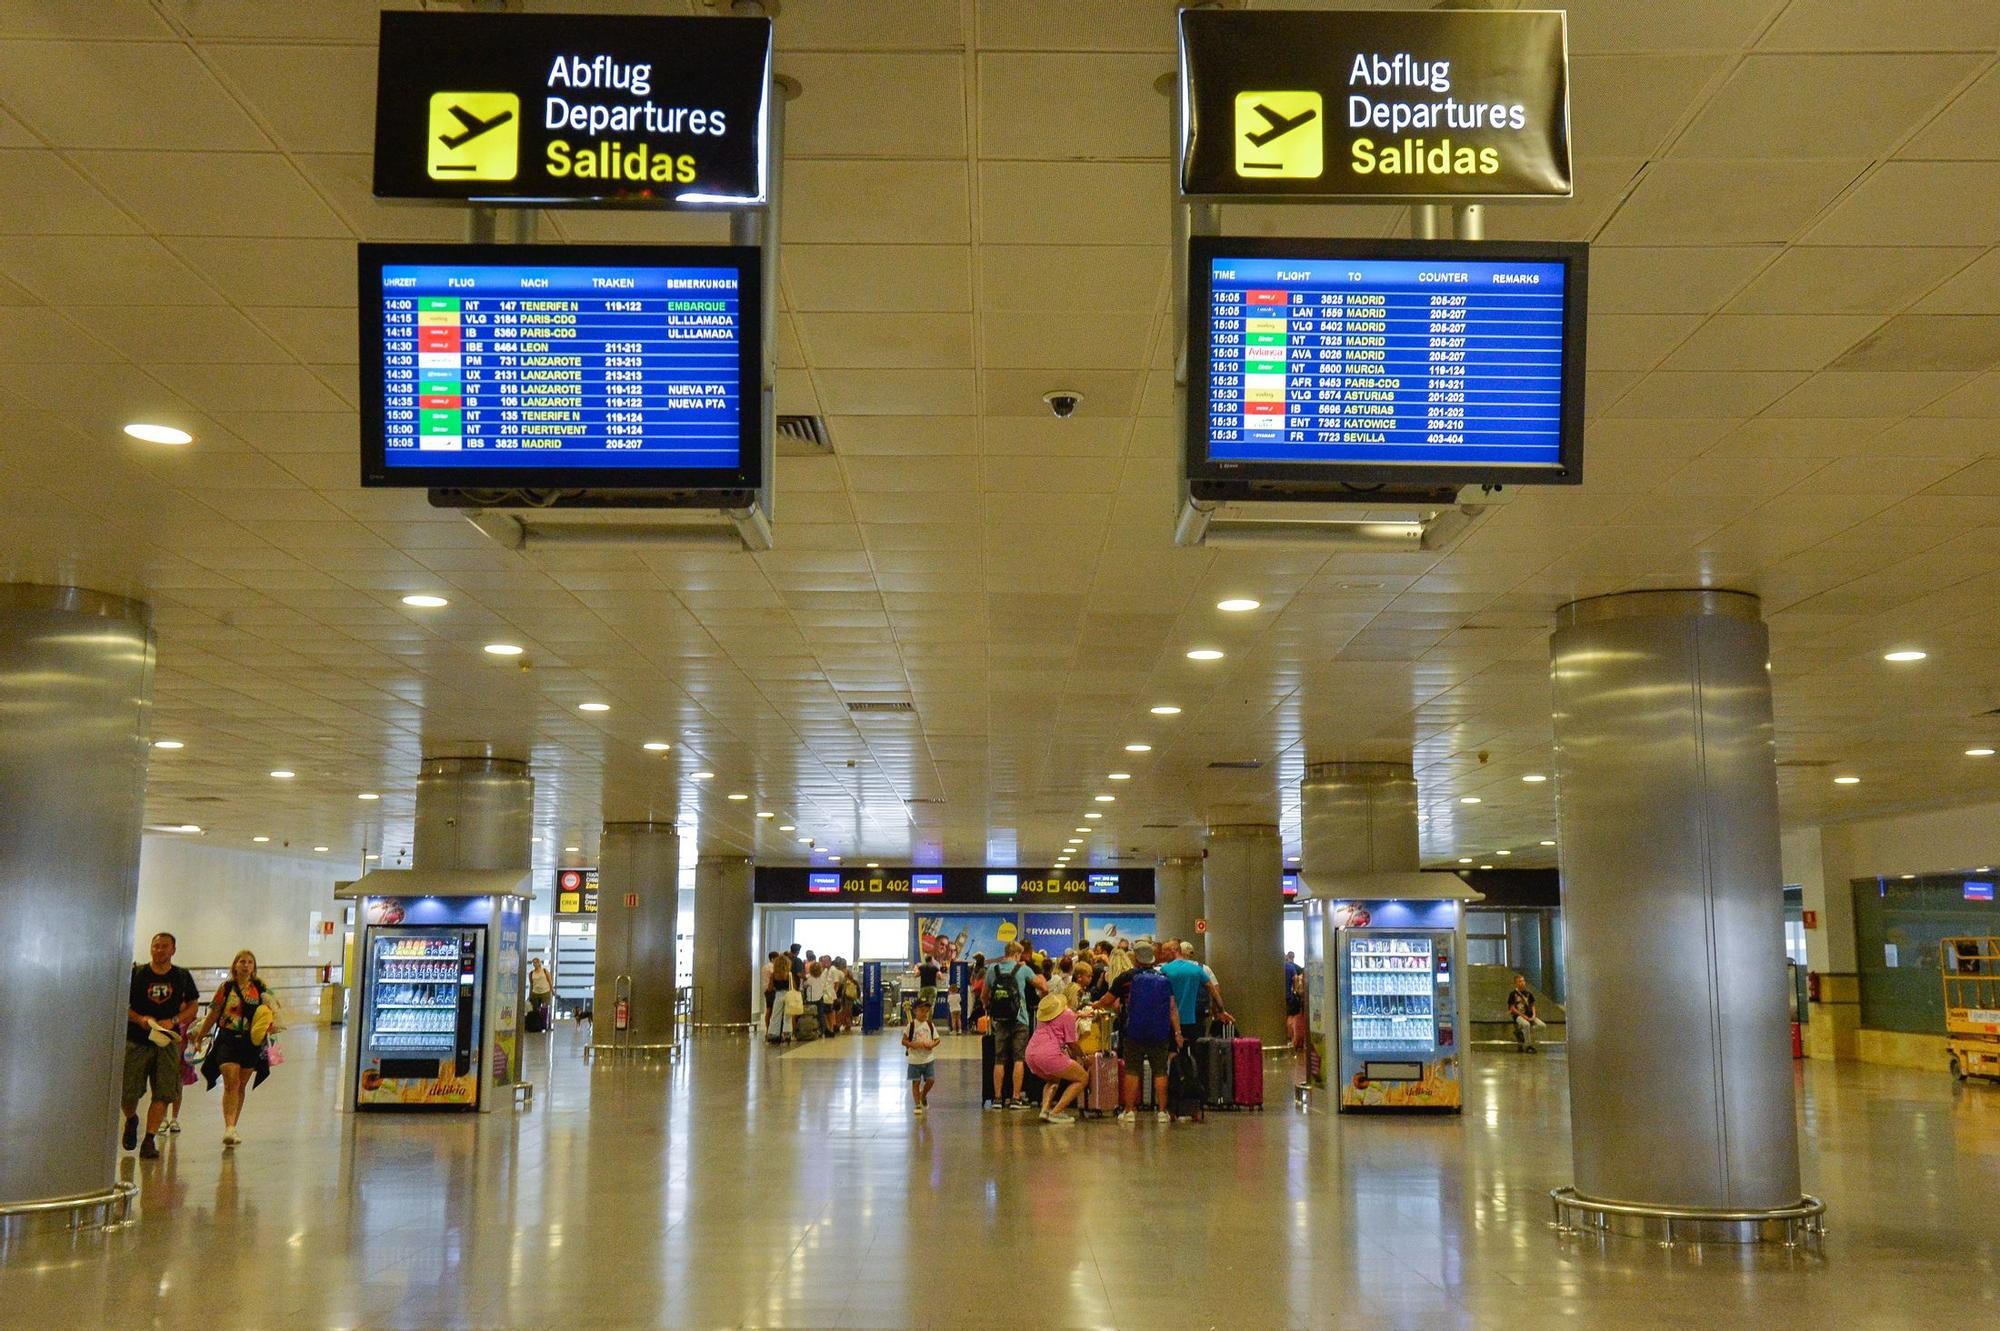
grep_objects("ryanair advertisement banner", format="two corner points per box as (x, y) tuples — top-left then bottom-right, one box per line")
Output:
(1178, 8), (1571, 201)
(373, 11), (771, 206)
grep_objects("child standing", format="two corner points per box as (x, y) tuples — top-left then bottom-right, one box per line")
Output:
(945, 976), (964, 1035)
(903, 1008), (940, 1115)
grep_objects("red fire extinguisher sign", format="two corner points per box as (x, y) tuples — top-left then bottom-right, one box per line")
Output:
(614, 998), (630, 1031)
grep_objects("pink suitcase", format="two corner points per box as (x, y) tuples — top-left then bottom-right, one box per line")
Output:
(1085, 1052), (1123, 1114)
(1232, 1037), (1263, 1109)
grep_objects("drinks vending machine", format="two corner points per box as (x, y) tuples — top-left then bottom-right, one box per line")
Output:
(337, 869), (532, 1113)
(1303, 878), (1478, 1113)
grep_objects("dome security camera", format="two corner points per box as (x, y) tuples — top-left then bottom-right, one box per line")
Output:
(1042, 390), (1082, 419)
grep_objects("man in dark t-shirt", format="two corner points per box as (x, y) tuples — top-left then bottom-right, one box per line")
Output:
(123, 931), (199, 1159)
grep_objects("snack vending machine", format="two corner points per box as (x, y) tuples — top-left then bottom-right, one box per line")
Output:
(338, 871), (531, 1113)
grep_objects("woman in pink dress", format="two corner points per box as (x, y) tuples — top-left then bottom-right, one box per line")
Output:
(1025, 991), (1087, 1124)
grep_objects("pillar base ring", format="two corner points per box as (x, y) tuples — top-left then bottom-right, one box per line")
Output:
(0, 1180), (139, 1236)
(1549, 1186), (1824, 1248)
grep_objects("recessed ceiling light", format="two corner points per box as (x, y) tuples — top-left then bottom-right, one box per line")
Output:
(1075, 827), (1090, 833)
(531, 836), (542, 843)
(313, 846), (329, 853)
(1967, 748), (1995, 757)
(1883, 650), (1927, 662)
(1107, 772), (1131, 780)
(1186, 649), (1224, 661)
(578, 702), (610, 712)
(152, 739), (183, 750)
(1834, 775), (1860, 785)
(174, 824), (201, 834)
(691, 771), (714, 780)
(1150, 705), (1182, 715)
(1479, 864), (1495, 870)
(826, 855), (840, 862)
(1125, 743), (1152, 752)
(1085, 812), (1103, 820)
(1094, 794), (1116, 802)
(866, 863), (880, 869)
(644, 742), (671, 751)
(1900, 873), (1916, 880)
(1217, 598), (1260, 612)
(1496, 850), (1511, 856)
(270, 770), (295, 780)
(1459, 796), (1480, 804)
(1457, 857), (1473, 864)
(358, 792), (379, 800)
(564, 846), (580, 853)
(778, 824), (795, 832)
(727, 792), (749, 801)
(1067, 838), (1083, 845)
(366, 853), (380, 861)
(1540, 840), (1556, 847)
(797, 836), (813, 844)
(483, 643), (524, 656)
(252, 836), (270, 843)
(757, 811), (775, 819)
(124, 422), (192, 445)
(1522, 774), (1547, 783)
(401, 594), (448, 608)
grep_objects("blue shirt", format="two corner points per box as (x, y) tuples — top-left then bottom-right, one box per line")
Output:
(1159, 958), (1207, 1028)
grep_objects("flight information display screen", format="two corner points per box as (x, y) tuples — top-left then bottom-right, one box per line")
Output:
(1187, 237), (1585, 490)
(358, 242), (761, 489)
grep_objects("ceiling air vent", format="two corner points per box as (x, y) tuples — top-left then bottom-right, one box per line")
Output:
(777, 414), (832, 456)
(846, 699), (916, 714)
(1208, 759), (1264, 770)
(906, 797), (945, 805)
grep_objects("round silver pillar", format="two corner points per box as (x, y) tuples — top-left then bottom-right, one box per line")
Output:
(1153, 855), (1202, 945)
(1551, 590), (1811, 1233)
(1201, 823), (1286, 1045)
(413, 756), (532, 871)
(0, 586), (153, 1221)
(692, 855), (755, 1027)
(594, 822), (681, 1045)
(1300, 761), (1420, 885)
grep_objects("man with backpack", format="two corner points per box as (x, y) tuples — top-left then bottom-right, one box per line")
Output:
(1094, 941), (1181, 1125)
(984, 942), (1047, 1110)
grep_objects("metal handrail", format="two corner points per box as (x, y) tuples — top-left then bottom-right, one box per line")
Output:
(1550, 1186), (1825, 1248)
(0, 1180), (139, 1232)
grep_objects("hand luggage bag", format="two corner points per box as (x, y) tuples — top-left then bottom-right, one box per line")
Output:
(1167, 1047), (1205, 1121)
(1232, 1034), (1263, 1109)
(794, 1011), (821, 1042)
(981, 1030), (998, 1104)
(1084, 1051), (1122, 1114)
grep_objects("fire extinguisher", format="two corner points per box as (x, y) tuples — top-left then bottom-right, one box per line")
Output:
(614, 998), (630, 1031)
(1806, 971), (1821, 1003)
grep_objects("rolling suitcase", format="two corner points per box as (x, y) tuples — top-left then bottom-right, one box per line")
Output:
(981, 1030), (999, 1105)
(1083, 1051), (1122, 1115)
(1232, 1034), (1264, 1109)
(1194, 1030), (1234, 1108)
(794, 1011), (821, 1042)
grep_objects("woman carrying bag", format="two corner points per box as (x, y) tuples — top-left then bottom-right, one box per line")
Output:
(192, 949), (278, 1147)
(766, 953), (799, 1044)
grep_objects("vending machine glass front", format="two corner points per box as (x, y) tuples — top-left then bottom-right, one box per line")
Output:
(356, 925), (483, 1110)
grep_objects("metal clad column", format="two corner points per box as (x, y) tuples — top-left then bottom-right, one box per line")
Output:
(1300, 761), (1420, 883)
(595, 822), (680, 1043)
(1552, 590), (1802, 1214)
(1153, 855), (1202, 944)
(1202, 823), (1285, 1044)
(413, 756), (532, 872)
(692, 855), (754, 1026)
(0, 586), (153, 1212)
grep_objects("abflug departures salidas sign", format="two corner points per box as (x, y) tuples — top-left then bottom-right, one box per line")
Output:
(373, 11), (771, 206)
(1179, 8), (1571, 200)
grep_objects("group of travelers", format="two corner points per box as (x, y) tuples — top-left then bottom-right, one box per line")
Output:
(762, 944), (857, 1043)
(122, 932), (281, 1159)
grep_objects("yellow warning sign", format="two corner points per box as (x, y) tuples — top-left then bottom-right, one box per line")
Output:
(427, 92), (520, 181)
(1234, 91), (1322, 179)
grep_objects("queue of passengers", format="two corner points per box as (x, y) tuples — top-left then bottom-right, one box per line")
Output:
(762, 946), (856, 1043)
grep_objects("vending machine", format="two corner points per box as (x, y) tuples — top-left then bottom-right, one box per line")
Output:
(1303, 877), (1477, 1113)
(337, 869), (532, 1113)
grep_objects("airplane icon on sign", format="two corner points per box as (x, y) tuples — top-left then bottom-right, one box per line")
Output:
(1245, 102), (1317, 148)
(438, 103), (515, 150)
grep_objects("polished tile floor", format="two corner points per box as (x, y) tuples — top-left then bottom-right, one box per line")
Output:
(6, 1025), (1996, 1329)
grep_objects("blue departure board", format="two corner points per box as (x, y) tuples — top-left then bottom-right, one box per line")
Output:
(359, 243), (761, 489)
(1187, 239), (1585, 489)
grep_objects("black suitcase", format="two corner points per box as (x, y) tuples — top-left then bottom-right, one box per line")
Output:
(524, 1006), (547, 1034)
(1194, 1034), (1235, 1107)
(1167, 1047), (1205, 1120)
(981, 1028), (1043, 1105)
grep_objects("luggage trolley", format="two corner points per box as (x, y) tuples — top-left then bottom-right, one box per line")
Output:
(1942, 936), (2000, 1082)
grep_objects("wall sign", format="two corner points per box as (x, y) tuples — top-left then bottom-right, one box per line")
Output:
(756, 867), (1156, 907)
(374, 11), (772, 206)
(1179, 8), (1571, 200)
(554, 868), (599, 916)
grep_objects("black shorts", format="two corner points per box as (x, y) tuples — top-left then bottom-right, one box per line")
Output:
(211, 1030), (264, 1070)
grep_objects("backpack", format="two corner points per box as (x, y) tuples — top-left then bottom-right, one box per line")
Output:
(986, 962), (1023, 1023)
(1125, 970), (1174, 1045)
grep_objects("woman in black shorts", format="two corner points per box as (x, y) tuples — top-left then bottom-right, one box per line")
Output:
(192, 949), (275, 1147)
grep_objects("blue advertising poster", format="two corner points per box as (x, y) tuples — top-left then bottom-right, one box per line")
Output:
(1084, 915), (1155, 947)
(1023, 912), (1077, 954)
(914, 913), (1018, 967)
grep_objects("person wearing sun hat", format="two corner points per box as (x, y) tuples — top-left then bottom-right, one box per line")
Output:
(1024, 989), (1088, 1123)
